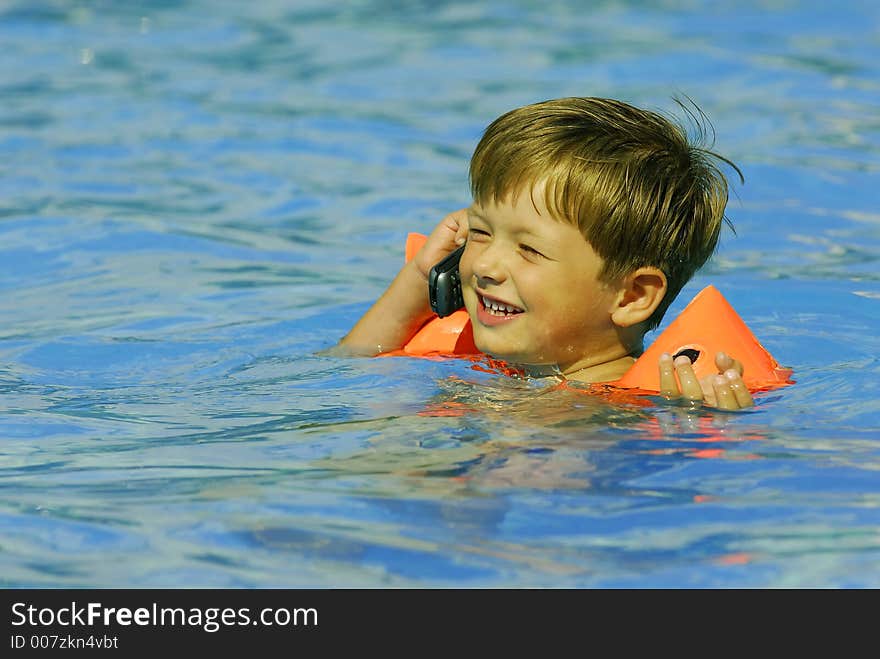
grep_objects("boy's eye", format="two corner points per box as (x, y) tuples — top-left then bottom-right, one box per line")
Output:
(520, 244), (543, 257)
(468, 228), (490, 239)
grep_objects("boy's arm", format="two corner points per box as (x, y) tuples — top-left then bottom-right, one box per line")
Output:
(330, 209), (469, 356)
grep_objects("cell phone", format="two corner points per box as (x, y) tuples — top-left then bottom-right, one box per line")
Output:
(428, 245), (465, 317)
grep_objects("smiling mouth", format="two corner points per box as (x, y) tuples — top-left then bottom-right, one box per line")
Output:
(479, 294), (524, 317)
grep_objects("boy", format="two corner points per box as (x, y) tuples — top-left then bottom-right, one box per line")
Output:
(334, 97), (754, 410)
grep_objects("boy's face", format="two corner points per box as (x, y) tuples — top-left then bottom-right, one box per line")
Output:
(460, 185), (622, 373)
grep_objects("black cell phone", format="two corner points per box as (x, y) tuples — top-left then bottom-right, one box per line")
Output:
(428, 245), (465, 317)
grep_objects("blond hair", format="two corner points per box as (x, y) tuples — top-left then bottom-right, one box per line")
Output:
(469, 97), (741, 330)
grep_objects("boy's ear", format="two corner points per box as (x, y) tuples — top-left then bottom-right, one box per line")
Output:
(610, 267), (667, 328)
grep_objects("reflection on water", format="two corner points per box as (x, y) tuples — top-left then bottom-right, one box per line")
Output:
(318, 363), (775, 496)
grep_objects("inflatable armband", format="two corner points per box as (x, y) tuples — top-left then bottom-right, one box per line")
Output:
(377, 233), (478, 357)
(614, 285), (793, 392)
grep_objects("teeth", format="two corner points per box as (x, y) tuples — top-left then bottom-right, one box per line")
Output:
(481, 295), (521, 315)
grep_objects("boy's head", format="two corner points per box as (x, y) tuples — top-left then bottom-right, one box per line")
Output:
(468, 96), (741, 331)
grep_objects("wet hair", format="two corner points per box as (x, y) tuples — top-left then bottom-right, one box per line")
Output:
(469, 96), (742, 330)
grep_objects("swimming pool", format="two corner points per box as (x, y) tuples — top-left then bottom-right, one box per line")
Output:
(1, 0), (878, 587)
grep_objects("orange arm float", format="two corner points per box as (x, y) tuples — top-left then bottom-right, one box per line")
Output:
(377, 233), (477, 357)
(613, 285), (793, 392)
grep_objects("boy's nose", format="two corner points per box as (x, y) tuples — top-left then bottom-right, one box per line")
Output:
(471, 247), (506, 285)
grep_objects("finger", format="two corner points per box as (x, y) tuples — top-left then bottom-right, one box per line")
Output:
(439, 208), (465, 233)
(730, 357), (744, 375)
(445, 207), (467, 226)
(724, 368), (754, 408)
(698, 375), (718, 407)
(715, 351), (743, 376)
(658, 352), (680, 397)
(674, 355), (703, 401)
(454, 212), (469, 245)
(711, 375), (738, 410)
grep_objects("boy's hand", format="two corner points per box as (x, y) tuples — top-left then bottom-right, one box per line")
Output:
(658, 351), (754, 410)
(412, 209), (469, 280)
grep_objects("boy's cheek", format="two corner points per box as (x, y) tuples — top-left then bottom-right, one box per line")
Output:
(458, 251), (475, 286)
(460, 285), (478, 318)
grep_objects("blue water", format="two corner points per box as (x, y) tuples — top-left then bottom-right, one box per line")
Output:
(1, 0), (878, 587)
